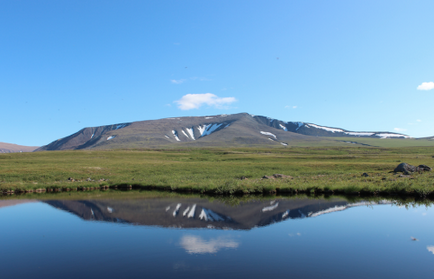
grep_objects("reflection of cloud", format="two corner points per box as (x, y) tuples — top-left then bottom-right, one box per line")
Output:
(427, 246), (434, 254)
(180, 235), (239, 254)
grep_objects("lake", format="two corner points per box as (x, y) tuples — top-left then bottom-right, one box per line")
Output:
(1, 193), (433, 278)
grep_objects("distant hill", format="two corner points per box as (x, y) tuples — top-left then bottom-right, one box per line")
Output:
(0, 142), (39, 153)
(36, 113), (412, 151)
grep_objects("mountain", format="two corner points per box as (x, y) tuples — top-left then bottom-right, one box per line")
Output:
(36, 113), (411, 151)
(0, 142), (39, 153)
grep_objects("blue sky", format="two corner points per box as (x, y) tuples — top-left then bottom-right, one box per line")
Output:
(1, 0), (433, 146)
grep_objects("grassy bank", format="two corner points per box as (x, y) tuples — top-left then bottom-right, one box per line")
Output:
(1, 146), (434, 197)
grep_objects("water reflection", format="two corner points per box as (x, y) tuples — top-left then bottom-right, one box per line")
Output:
(41, 197), (391, 230)
(1, 195), (433, 279)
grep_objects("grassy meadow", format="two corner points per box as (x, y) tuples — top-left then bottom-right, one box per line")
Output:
(1, 146), (434, 197)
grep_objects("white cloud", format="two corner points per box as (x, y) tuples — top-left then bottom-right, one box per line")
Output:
(175, 93), (237, 110)
(417, 119), (422, 122)
(180, 235), (239, 254)
(417, 82), (434, 90)
(394, 128), (407, 132)
(285, 105), (297, 109)
(171, 79), (186, 84)
(190, 77), (211, 81)
(427, 246), (434, 255)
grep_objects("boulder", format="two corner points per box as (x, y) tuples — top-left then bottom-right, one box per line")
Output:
(417, 164), (432, 171)
(272, 174), (293, 179)
(393, 163), (432, 175)
(262, 174), (293, 179)
(361, 173), (369, 177)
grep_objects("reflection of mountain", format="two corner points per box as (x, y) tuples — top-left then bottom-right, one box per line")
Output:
(43, 198), (389, 230)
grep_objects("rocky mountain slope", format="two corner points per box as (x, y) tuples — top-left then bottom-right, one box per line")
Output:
(0, 142), (39, 153)
(36, 113), (411, 151)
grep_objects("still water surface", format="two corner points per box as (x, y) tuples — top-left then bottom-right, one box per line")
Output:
(1, 195), (433, 278)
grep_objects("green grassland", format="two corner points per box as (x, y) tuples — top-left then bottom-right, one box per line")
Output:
(1, 146), (434, 197)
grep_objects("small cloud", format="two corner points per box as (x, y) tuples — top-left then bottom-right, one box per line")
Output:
(171, 79), (186, 84)
(417, 82), (434, 90)
(285, 105), (297, 109)
(165, 104), (172, 107)
(174, 93), (237, 110)
(417, 119), (422, 122)
(394, 128), (407, 132)
(190, 77), (211, 81)
(297, 232), (301, 236)
(427, 246), (434, 255)
(179, 235), (239, 254)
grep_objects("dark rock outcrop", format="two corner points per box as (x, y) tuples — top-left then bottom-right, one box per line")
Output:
(393, 163), (431, 175)
(262, 174), (293, 179)
(417, 164), (432, 171)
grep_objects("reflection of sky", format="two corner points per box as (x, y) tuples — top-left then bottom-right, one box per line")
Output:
(180, 235), (239, 254)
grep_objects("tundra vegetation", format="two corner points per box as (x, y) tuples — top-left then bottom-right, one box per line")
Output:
(0, 146), (433, 198)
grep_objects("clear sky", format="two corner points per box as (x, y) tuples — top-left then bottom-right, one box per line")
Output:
(2, 0), (433, 146)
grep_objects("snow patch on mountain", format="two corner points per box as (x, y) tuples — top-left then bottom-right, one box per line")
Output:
(186, 128), (195, 140)
(306, 124), (344, 133)
(279, 124), (287, 131)
(376, 133), (410, 139)
(294, 122), (304, 131)
(260, 131), (277, 139)
(107, 136), (115, 140)
(199, 123), (223, 137)
(181, 129), (189, 138)
(114, 124), (128, 130)
(172, 130), (180, 141)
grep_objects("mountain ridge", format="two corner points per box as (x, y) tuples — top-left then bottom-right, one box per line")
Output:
(36, 112), (413, 151)
(0, 142), (39, 153)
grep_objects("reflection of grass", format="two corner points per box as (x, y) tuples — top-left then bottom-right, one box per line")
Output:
(1, 189), (432, 208)
(1, 146), (434, 197)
